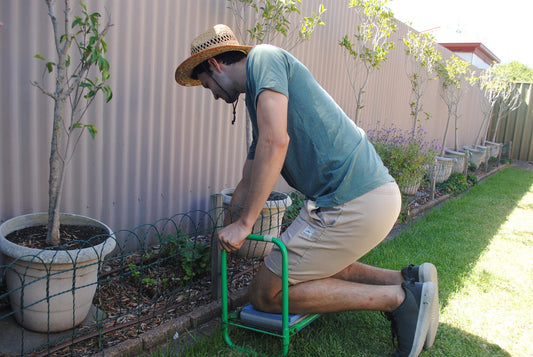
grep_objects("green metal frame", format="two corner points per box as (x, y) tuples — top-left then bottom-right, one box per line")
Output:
(221, 234), (320, 356)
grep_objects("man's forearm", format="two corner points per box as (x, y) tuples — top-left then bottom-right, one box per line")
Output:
(239, 136), (289, 230)
(225, 160), (253, 225)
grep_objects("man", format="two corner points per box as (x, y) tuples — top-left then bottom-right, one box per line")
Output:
(176, 24), (439, 357)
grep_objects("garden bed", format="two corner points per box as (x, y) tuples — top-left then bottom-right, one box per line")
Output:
(0, 162), (508, 356)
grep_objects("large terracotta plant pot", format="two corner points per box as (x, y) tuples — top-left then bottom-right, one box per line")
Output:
(0, 213), (116, 332)
(221, 189), (292, 258)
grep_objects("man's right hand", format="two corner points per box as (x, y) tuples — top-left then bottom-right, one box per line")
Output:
(217, 220), (253, 252)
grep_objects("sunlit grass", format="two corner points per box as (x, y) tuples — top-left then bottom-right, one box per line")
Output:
(441, 182), (533, 357)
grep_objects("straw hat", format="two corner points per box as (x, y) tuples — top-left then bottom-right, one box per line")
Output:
(175, 24), (253, 87)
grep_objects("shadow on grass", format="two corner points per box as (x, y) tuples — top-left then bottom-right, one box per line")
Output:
(363, 168), (533, 308)
(178, 312), (511, 356)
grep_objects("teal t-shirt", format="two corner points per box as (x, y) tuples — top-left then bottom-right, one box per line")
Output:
(245, 45), (393, 207)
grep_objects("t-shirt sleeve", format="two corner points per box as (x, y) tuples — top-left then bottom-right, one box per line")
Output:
(246, 46), (291, 160)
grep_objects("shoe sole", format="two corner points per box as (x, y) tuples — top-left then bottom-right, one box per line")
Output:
(419, 263), (439, 349)
(409, 281), (436, 357)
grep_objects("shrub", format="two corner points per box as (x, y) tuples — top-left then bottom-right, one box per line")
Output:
(437, 173), (469, 195)
(437, 172), (478, 195)
(161, 231), (210, 284)
(368, 125), (439, 193)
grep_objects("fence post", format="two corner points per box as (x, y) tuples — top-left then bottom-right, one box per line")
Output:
(210, 194), (224, 299)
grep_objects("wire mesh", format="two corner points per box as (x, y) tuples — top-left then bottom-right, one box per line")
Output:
(0, 194), (302, 356)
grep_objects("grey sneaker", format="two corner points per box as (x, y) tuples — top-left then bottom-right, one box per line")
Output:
(401, 263), (439, 349)
(386, 281), (436, 357)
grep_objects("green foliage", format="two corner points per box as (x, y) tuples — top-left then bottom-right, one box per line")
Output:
(339, 0), (396, 68)
(339, 0), (397, 123)
(368, 125), (438, 193)
(161, 231), (211, 284)
(500, 157), (512, 165)
(437, 173), (468, 195)
(227, 0), (326, 50)
(282, 192), (304, 225)
(436, 172), (478, 196)
(493, 61), (533, 83)
(467, 173), (478, 186)
(128, 263), (141, 283)
(403, 31), (441, 132)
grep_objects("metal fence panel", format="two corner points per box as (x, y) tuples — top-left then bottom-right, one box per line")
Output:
(491, 83), (533, 161)
(1, 0), (486, 243)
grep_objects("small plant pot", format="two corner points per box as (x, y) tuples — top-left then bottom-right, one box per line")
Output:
(433, 156), (456, 183)
(445, 148), (467, 174)
(0, 213), (116, 332)
(400, 179), (422, 196)
(485, 141), (502, 158)
(463, 146), (485, 167)
(221, 188), (292, 258)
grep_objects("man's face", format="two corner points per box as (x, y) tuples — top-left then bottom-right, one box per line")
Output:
(197, 65), (239, 104)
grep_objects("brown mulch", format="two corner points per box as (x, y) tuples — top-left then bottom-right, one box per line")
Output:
(5, 224), (108, 250)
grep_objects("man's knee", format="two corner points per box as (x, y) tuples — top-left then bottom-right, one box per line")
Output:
(248, 266), (283, 313)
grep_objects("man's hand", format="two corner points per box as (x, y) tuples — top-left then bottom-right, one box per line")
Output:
(217, 220), (253, 252)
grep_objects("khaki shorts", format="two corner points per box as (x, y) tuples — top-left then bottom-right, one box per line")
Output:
(265, 182), (401, 284)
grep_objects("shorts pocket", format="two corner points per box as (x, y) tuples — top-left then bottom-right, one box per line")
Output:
(305, 200), (342, 228)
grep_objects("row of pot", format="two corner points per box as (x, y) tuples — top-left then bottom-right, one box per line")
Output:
(400, 141), (503, 196)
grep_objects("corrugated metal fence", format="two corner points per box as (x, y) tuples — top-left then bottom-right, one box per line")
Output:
(1, 0), (488, 238)
(489, 82), (533, 161)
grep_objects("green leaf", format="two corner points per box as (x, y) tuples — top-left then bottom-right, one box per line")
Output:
(104, 85), (113, 102)
(46, 61), (55, 73)
(86, 124), (98, 139)
(85, 90), (96, 99)
(34, 54), (45, 61)
(72, 16), (82, 28)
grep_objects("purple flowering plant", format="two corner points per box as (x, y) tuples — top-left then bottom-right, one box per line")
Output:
(368, 124), (439, 192)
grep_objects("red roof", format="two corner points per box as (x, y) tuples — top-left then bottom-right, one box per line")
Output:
(440, 42), (500, 66)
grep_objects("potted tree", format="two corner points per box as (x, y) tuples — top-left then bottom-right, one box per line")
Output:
(339, 0), (397, 125)
(0, 0), (115, 332)
(435, 54), (472, 182)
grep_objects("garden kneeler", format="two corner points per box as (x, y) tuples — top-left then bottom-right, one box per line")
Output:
(221, 234), (320, 356)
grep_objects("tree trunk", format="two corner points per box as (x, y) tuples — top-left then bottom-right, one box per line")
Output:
(454, 104), (459, 151)
(46, 99), (66, 246)
(441, 106), (453, 156)
(491, 105), (504, 142)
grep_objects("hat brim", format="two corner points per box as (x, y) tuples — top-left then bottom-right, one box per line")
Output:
(175, 45), (253, 87)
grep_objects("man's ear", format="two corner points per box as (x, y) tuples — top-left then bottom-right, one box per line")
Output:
(207, 57), (223, 73)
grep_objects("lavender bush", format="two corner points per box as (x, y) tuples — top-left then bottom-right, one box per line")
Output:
(368, 125), (439, 194)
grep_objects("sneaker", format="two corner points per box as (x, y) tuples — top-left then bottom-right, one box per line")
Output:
(401, 263), (439, 349)
(385, 281), (436, 357)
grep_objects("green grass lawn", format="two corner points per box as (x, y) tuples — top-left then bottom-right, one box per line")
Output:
(168, 168), (533, 357)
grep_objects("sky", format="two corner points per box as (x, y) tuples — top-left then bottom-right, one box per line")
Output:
(387, 0), (533, 68)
